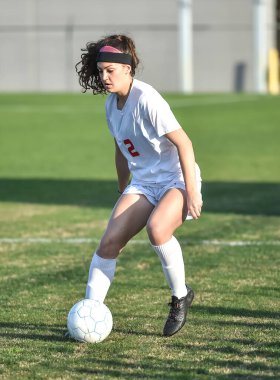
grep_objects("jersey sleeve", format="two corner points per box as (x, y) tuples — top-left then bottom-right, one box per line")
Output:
(140, 91), (182, 137)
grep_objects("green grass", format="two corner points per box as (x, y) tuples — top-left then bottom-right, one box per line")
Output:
(0, 92), (279, 379)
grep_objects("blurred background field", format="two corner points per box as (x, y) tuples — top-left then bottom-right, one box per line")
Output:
(0, 93), (279, 379)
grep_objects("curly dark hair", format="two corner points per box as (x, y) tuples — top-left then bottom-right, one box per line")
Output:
(75, 34), (140, 94)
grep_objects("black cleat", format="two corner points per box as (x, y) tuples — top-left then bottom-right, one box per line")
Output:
(163, 286), (194, 337)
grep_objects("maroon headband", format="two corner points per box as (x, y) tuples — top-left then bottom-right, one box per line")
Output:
(96, 45), (132, 65)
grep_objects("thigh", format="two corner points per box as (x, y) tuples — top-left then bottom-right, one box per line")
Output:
(147, 188), (187, 245)
(99, 193), (154, 257)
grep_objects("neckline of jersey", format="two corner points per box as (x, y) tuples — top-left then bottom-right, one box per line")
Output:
(115, 79), (135, 113)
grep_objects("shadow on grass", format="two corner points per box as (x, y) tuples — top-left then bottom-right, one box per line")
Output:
(0, 178), (279, 216)
(113, 327), (162, 338)
(0, 178), (118, 209)
(1, 320), (279, 379)
(71, 359), (210, 380)
(193, 304), (280, 319)
(71, 356), (279, 379)
(0, 321), (66, 342)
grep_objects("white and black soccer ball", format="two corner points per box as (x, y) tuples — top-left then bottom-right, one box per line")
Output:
(67, 299), (113, 343)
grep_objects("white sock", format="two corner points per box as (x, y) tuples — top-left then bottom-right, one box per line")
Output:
(152, 236), (187, 299)
(85, 253), (116, 303)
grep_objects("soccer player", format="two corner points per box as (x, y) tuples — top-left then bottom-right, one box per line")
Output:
(75, 34), (203, 337)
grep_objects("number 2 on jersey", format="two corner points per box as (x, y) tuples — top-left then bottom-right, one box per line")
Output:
(123, 139), (140, 157)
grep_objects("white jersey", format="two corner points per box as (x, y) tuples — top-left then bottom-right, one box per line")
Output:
(105, 79), (184, 185)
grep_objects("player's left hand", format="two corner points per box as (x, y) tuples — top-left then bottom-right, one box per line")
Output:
(186, 190), (203, 219)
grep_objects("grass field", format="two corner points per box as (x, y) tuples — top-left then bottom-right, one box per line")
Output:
(0, 92), (279, 380)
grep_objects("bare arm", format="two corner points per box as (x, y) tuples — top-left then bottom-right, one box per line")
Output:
(165, 128), (203, 219)
(114, 139), (130, 193)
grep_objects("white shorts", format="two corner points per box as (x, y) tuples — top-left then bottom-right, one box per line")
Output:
(123, 166), (202, 221)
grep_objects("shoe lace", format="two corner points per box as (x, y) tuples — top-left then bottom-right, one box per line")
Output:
(167, 298), (182, 321)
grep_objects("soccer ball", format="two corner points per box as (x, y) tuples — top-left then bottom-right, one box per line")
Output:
(67, 299), (113, 343)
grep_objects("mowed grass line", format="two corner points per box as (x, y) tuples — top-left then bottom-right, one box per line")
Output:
(0, 93), (279, 379)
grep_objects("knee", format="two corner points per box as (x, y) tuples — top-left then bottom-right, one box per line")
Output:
(146, 218), (166, 246)
(97, 233), (125, 259)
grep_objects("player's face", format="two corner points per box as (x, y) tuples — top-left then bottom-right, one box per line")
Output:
(97, 62), (131, 94)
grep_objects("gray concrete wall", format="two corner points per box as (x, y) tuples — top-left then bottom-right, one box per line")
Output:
(0, 0), (276, 92)
(193, 0), (254, 92)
